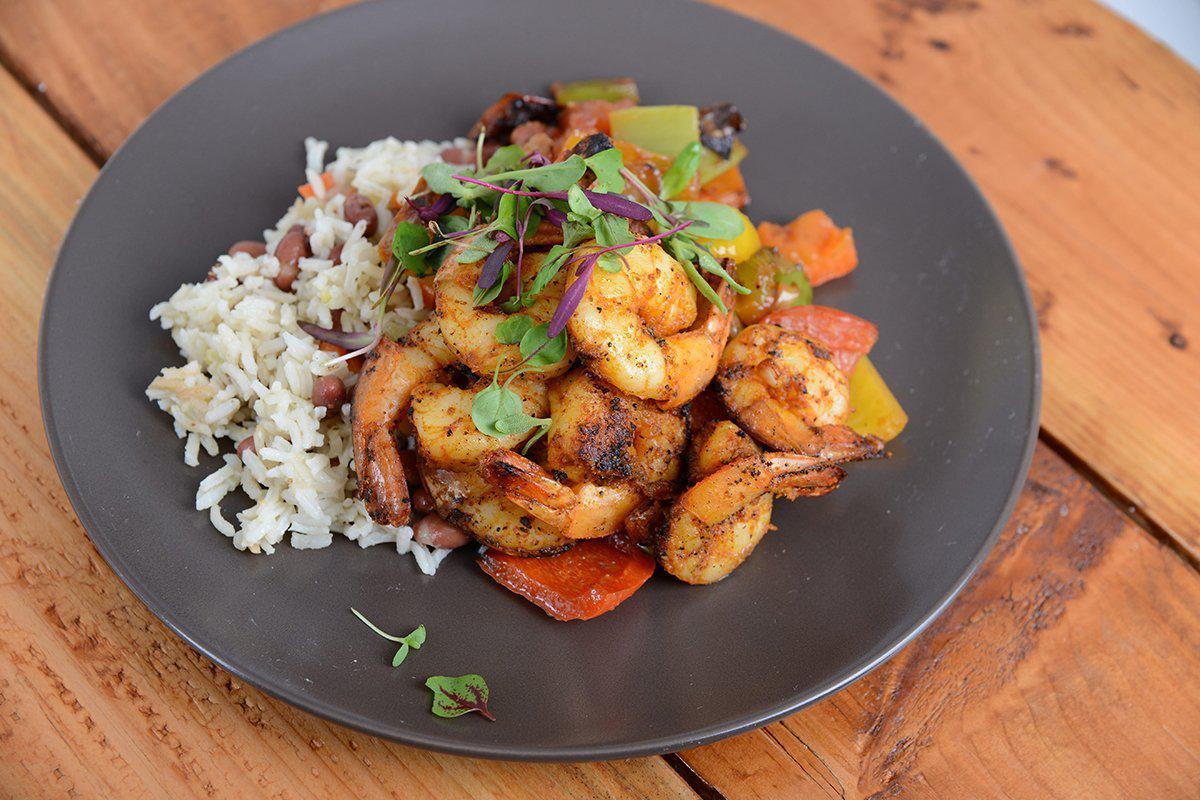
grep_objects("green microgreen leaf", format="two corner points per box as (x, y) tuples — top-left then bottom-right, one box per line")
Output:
(518, 323), (568, 368)
(351, 608), (426, 668)
(669, 239), (728, 313)
(458, 228), (502, 264)
(566, 184), (601, 220)
(471, 379), (525, 437)
(425, 674), (495, 721)
(438, 214), (471, 234)
(593, 214), (634, 249)
(423, 163), (492, 204)
(484, 155), (586, 192)
(668, 200), (745, 240)
(562, 219), (593, 248)
(392, 222), (432, 276)
(584, 147), (625, 193)
(484, 144), (525, 174)
(472, 257), (511, 306)
(495, 192), (519, 240)
(495, 314), (535, 344)
(525, 245), (572, 301)
(660, 141), (703, 200)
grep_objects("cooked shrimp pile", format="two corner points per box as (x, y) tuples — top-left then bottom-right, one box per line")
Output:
(301, 78), (909, 620)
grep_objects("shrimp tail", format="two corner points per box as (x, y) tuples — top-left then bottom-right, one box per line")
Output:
(479, 450), (575, 530)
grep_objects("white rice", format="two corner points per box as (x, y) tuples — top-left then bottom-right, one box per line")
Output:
(146, 135), (468, 574)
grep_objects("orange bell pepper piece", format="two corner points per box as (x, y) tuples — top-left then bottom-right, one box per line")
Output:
(757, 210), (857, 286)
(298, 171), (334, 199)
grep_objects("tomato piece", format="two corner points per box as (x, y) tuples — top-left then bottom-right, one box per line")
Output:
(757, 210), (858, 287)
(479, 538), (655, 621)
(761, 305), (878, 377)
(558, 98), (635, 137)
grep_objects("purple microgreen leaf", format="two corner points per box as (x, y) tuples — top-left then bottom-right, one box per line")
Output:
(425, 674), (495, 721)
(521, 151), (550, 167)
(406, 193), (455, 223)
(581, 190), (652, 221)
(448, 175), (652, 221)
(476, 237), (514, 292)
(548, 257), (596, 338)
(299, 321), (378, 351)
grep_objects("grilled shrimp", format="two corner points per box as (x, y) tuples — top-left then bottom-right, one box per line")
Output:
(478, 449), (643, 540)
(421, 464), (573, 556)
(717, 323), (883, 457)
(352, 318), (455, 526)
(657, 421), (850, 585)
(411, 373), (549, 471)
(435, 246), (573, 377)
(566, 243), (734, 409)
(545, 368), (687, 497)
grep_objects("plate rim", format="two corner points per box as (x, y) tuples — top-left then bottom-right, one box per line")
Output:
(37, 0), (1042, 761)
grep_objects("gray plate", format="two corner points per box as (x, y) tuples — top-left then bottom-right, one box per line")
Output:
(39, 0), (1039, 761)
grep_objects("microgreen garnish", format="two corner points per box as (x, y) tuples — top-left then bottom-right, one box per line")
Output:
(584, 147), (625, 193)
(495, 314), (535, 344)
(666, 200), (745, 239)
(472, 361), (555, 450)
(425, 674), (495, 721)
(351, 608), (426, 667)
(660, 141), (703, 200)
(392, 222), (433, 276)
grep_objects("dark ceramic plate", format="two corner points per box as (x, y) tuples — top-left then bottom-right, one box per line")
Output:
(39, 0), (1038, 760)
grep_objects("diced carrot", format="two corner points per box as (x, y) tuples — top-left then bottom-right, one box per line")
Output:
(761, 305), (878, 377)
(479, 538), (655, 621)
(298, 171), (334, 199)
(757, 210), (858, 286)
(697, 166), (748, 208)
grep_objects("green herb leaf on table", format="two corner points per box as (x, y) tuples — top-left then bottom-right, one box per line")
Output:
(668, 200), (746, 240)
(350, 608), (426, 668)
(425, 675), (495, 721)
(584, 147), (625, 193)
(660, 141), (703, 200)
(495, 314), (535, 344)
(391, 222), (432, 276)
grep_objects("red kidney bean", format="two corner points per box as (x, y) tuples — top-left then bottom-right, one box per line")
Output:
(342, 194), (378, 237)
(414, 513), (471, 549)
(274, 224), (309, 291)
(312, 375), (346, 415)
(411, 488), (436, 514)
(440, 146), (474, 165)
(236, 436), (256, 458)
(328, 242), (344, 264)
(228, 240), (267, 257)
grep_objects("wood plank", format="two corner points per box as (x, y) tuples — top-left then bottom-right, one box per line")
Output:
(678, 444), (1200, 798)
(0, 67), (698, 800)
(3, 0), (1198, 556)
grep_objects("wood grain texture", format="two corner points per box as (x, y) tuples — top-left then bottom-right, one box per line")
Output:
(0, 68), (697, 800)
(679, 446), (1200, 798)
(1, 1), (1199, 798)
(2, 0), (1197, 557)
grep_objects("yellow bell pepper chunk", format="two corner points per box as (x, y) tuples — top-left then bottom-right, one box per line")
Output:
(846, 355), (908, 442)
(695, 209), (761, 264)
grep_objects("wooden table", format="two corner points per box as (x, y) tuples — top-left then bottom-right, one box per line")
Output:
(2, 0), (1198, 796)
